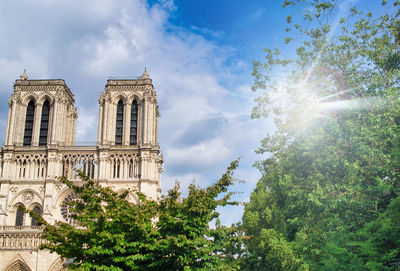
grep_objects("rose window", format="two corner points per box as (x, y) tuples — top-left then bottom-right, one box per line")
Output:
(60, 193), (78, 224)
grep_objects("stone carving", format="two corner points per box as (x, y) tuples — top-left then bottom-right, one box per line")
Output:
(0, 74), (163, 270)
(20, 69), (28, 80)
(14, 154), (47, 180)
(22, 191), (34, 203)
(0, 232), (45, 249)
(62, 153), (96, 179)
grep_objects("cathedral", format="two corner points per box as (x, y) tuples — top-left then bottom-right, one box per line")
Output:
(0, 70), (163, 270)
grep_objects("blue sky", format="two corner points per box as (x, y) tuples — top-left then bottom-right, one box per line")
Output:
(0, 0), (385, 225)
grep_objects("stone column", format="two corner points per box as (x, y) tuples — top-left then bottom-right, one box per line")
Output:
(68, 109), (75, 146)
(46, 151), (60, 178)
(16, 101), (26, 146)
(8, 98), (22, 146)
(57, 102), (66, 145)
(47, 102), (53, 145)
(140, 154), (149, 179)
(149, 98), (155, 145)
(145, 97), (155, 145)
(42, 183), (54, 224)
(2, 154), (12, 179)
(5, 100), (13, 146)
(93, 154), (99, 179)
(64, 108), (71, 146)
(110, 103), (116, 145)
(32, 104), (42, 146)
(29, 159), (35, 180)
(50, 99), (59, 145)
(153, 102), (157, 145)
(123, 159), (128, 179)
(123, 102), (131, 145)
(103, 99), (109, 144)
(137, 102), (143, 145)
(143, 98), (148, 144)
(98, 151), (108, 180)
(72, 109), (77, 145)
(155, 106), (159, 145)
(0, 180), (9, 226)
(97, 101), (104, 145)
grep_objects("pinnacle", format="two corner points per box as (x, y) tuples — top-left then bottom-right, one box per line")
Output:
(142, 68), (149, 79)
(20, 69), (28, 80)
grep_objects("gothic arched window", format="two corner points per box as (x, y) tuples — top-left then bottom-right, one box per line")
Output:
(130, 100), (138, 145)
(15, 205), (24, 226)
(115, 100), (124, 145)
(31, 206), (42, 226)
(23, 100), (35, 146)
(39, 100), (50, 146)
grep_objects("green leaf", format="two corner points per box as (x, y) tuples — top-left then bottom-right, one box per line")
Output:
(284, 37), (292, 44)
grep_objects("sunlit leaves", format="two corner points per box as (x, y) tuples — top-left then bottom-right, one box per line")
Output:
(243, 0), (400, 270)
(33, 161), (244, 270)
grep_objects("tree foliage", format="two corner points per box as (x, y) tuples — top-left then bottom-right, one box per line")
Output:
(243, 0), (400, 270)
(30, 160), (243, 271)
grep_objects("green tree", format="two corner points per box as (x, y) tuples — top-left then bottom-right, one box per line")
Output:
(30, 160), (244, 271)
(242, 0), (400, 270)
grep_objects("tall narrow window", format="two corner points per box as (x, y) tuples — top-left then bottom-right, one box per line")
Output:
(39, 100), (50, 146)
(130, 100), (138, 145)
(15, 206), (24, 226)
(23, 101), (35, 146)
(115, 100), (124, 145)
(31, 206), (42, 226)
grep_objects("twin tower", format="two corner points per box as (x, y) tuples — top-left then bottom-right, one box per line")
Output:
(0, 70), (163, 271)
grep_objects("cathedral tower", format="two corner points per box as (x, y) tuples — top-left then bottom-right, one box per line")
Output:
(0, 69), (163, 271)
(4, 70), (77, 148)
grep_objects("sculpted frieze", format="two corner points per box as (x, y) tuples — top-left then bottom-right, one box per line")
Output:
(21, 91), (38, 105)
(107, 85), (144, 93)
(10, 187), (18, 194)
(11, 93), (22, 103)
(22, 191), (34, 203)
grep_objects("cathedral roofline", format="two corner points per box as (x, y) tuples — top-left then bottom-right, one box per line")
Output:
(14, 78), (67, 85)
(106, 68), (153, 86)
(13, 78), (75, 101)
(105, 78), (153, 87)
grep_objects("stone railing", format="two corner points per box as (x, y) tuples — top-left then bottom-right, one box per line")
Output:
(11, 150), (47, 181)
(60, 146), (98, 180)
(1, 146), (144, 181)
(0, 226), (46, 249)
(0, 226), (43, 232)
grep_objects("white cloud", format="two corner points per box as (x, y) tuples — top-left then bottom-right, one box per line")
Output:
(0, 0), (267, 224)
(76, 108), (97, 144)
(249, 8), (264, 20)
(166, 138), (231, 167)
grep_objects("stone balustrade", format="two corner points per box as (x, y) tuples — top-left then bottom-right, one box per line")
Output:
(0, 226), (46, 250)
(0, 145), (156, 182)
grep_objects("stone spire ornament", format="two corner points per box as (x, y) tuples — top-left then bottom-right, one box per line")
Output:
(142, 68), (149, 79)
(20, 69), (28, 81)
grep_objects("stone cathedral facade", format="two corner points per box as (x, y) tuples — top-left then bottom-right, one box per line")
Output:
(0, 70), (163, 270)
